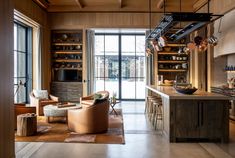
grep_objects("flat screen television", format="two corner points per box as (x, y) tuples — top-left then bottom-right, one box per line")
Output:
(54, 69), (82, 82)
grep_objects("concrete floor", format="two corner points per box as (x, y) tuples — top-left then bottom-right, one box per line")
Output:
(15, 101), (235, 158)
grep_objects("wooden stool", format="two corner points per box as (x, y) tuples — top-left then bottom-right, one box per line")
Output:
(145, 96), (161, 114)
(153, 102), (163, 131)
(145, 96), (155, 113)
(150, 99), (161, 123)
(17, 113), (37, 136)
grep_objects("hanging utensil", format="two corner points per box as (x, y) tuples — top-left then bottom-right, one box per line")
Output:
(194, 36), (203, 46)
(208, 35), (218, 46)
(158, 36), (167, 47)
(187, 42), (196, 51)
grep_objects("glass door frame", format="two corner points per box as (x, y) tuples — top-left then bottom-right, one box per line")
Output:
(14, 21), (32, 103)
(95, 33), (145, 101)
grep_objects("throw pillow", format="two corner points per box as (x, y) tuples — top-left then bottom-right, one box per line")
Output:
(93, 93), (102, 100)
(33, 89), (49, 99)
(93, 93), (107, 104)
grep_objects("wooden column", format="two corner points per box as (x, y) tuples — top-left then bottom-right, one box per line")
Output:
(207, 24), (214, 92)
(0, 0), (14, 157)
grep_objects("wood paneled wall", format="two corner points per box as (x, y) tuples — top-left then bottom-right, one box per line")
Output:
(190, 4), (210, 91)
(14, 0), (51, 91)
(49, 12), (162, 29)
(14, 0), (235, 92)
(0, 0), (14, 157)
(211, 0), (235, 14)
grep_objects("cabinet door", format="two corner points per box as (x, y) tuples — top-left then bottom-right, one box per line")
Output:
(175, 100), (199, 138)
(199, 100), (228, 140)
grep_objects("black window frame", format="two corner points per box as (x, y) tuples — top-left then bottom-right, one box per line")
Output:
(14, 21), (32, 103)
(94, 33), (145, 101)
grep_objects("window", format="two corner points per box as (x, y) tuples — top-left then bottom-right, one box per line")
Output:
(14, 22), (32, 103)
(94, 33), (145, 100)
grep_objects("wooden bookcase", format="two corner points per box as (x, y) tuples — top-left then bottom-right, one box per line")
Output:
(157, 44), (189, 82)
(50, 30), (83, 102)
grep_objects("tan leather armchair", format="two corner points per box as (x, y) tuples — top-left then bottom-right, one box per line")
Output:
(29, 91), (59, 116)
(68, 91), (110, 134)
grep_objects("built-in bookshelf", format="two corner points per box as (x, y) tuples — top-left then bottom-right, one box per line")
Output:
(157, 44), (189, 81)
(50, 30), (83, 102)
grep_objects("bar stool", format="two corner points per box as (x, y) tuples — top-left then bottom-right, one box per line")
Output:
(145, 96), (158, 114)
(153, 102), (163, 131)
(148, 97), (162, 124)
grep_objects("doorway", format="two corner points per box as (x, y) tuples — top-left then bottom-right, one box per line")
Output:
(94, 33), (145, 100)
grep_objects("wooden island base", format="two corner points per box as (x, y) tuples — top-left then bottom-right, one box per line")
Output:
(146, 85), (230, 143)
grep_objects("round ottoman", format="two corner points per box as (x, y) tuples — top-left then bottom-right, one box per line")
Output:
(43, 104), (80, 123)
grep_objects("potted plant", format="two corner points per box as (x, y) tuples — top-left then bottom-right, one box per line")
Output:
(112, 91), (117, 104)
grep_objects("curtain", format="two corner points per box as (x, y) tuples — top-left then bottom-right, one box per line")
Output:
(86, 30), (95, 94)
(145, 30), (154, 85)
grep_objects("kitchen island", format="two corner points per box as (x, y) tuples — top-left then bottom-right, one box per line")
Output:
(146, 85), (230, 142)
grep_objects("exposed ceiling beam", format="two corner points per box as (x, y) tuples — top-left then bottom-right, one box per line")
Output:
(33, 0), (49, 9)
(75, 0), (84, 8)
(193, 0), (208, 12)
(118, 0), (123, 8)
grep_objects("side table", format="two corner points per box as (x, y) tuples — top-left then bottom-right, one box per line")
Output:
(109, 98), (120, 115)
(14, 103), (36, 129)
(17, 113), (37, 136)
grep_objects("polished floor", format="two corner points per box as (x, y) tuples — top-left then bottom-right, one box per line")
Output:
(15, 101), (235, 158)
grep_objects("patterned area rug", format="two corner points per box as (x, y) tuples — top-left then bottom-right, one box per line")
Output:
(15, 109), (125, 144)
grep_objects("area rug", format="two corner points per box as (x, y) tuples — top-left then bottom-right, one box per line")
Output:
(15, 109), (125, 144)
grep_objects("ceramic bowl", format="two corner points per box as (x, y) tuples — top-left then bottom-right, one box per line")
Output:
(174, 87), (197, 94)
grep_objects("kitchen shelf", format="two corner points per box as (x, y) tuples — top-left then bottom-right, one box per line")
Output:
(52, 51), (83, 54)
(52, 43), (82, 46)
(166, 43), (186, 47)
(158, 60), (187, 63)
(53, 68), (82, 70)
(158, 69), (187, 72)
(158, 52), (188, 55)
(54, 59), (82, 62)
(157, 43), (189, 81)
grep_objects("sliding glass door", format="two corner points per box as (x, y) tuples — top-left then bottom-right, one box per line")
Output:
(121, 35), (145, 99)
(94, 33), (145, 100)
(95, 35), (119, 97)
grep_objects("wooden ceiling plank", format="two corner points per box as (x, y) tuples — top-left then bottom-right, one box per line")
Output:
(193, 0), (208, 12)
(75, 0), (84, 8)
(33, 0), (49, 9)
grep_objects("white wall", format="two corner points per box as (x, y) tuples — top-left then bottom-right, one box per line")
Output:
(214, 8), (235, 57)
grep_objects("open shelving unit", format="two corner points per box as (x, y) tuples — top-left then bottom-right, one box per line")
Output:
(157, 43), (189, 81)
(158, 69), (187, 72)
(50, 30), (84, 102)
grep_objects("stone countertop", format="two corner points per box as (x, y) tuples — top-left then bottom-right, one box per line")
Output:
(146, 85), (230, 100)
